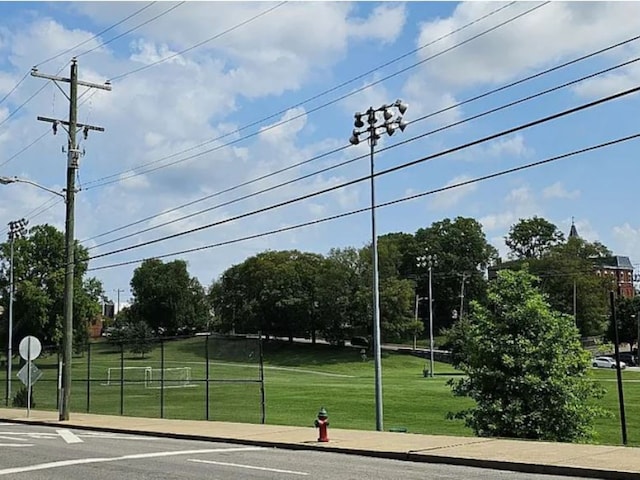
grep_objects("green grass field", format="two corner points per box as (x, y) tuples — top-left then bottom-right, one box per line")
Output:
(1, 337), (638, 446)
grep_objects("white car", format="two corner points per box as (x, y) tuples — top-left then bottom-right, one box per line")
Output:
(592, 356), (626, 369)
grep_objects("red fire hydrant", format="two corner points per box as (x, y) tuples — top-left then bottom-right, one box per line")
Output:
(314, 407), (329, 442)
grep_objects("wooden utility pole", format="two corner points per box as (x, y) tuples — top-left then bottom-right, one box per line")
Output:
(31, 58), (111, 421)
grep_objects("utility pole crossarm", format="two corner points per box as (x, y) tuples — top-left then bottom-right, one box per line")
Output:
(31, 68), (112, 91)
(37, 116), (105, 133)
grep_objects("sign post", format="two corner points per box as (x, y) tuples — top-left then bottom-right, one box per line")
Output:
(18, 336), (42, 417)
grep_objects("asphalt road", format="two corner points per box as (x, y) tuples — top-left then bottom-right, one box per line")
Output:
(0, 423), (592, 480)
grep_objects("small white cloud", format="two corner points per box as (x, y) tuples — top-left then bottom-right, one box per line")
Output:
(487, 134), (532, 158)
(613, 223), (639, 261)
(542, 182), (580, 200)
(429, 174), (477, 210)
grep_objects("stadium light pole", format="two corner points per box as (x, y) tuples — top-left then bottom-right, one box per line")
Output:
(5, 218), (28, 406)
(349, 99), (408, 432)
(417, 252), (437, 378)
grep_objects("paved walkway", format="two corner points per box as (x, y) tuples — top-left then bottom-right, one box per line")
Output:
(1, 408), (638, 479)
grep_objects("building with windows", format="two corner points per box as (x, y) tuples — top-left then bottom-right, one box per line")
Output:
(488, 219), (634, 298)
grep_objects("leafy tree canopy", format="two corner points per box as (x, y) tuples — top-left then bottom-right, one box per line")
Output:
(505, 216), (565, 260)
(446, 269), (606, 442)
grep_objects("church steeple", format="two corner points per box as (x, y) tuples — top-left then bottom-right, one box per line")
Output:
(569, 216), (579, 239)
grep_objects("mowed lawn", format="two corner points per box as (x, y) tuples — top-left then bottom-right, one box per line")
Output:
(1, 338), (639, 446)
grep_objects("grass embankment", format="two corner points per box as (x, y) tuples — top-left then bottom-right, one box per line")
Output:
(1, 338), (638, 445)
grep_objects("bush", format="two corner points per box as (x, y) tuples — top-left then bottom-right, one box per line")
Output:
(12, 386), (35, 408)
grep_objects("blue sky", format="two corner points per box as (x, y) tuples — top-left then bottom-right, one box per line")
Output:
(1, 1), (640, 307)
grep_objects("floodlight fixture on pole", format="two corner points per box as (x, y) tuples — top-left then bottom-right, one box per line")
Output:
(5, 218), (29, 406)
(417, 252), (437, 378)
(348, 98), (408, 432)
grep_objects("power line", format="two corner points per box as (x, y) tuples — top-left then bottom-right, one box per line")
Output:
(35, 2), (158, 67)
(86, 83), (640, 262)
(81, 144), (350, 243)
(86, 132), (640, 272)
(108, 1), (288, 81)
(0, 62), (70, 131)
(82, 1), (548, 189)
(76, 2), (186, 58)
(82, 34), (640, 244)
(0, 3), (157, 119)
(0, 71), (30, 108)
(0, 129), (50, 169)
(85, 55), (640, 249)
(0, 196), (63, 237)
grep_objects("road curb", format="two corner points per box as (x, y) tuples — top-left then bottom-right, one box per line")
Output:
(1, 416), (637, 479)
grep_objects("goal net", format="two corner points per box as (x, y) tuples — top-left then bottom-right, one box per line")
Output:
(103, 366), (152, 386)
(146, 367), (195, 389)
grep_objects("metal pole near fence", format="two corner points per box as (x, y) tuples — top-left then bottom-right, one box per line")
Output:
(86, 343), (91, 413)
(205, 335), (210, 421)
(160, 339), (165, 419)
(119, 342), (124, 416)
(259, 333), (266, 424)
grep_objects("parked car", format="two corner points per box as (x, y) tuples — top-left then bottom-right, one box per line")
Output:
(615, 352), (637, 367)
(592, 356), (626, 369)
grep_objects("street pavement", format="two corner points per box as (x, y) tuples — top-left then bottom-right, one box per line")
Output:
(1, 408), (640, 479)
(0, 423), (590, 480)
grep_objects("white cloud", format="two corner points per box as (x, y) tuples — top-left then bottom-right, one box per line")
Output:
(479, 185), (542, 258)
(486, 134), (532, 158)
(542, 182), (580, 200)
(414, 2), (640, 89)
(613, 223), (640, 261)
(429, 174), (478, 210)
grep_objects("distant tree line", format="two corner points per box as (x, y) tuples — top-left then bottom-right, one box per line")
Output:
(0, 215), (627, 355)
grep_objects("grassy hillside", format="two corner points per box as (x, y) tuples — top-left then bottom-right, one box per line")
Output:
(1, 338), (639, 445)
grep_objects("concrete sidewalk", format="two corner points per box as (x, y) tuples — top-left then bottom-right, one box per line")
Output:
(1, 408), (638, 479)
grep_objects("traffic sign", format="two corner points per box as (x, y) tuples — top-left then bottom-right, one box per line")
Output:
(19, 336), (42, 361)
(17, 363), (42, 387)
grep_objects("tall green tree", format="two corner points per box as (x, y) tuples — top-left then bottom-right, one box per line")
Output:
(129, 258), (209, 335)
(532, 236), (613, 336)
(607, 296), (640, 350)
(414, 217), (498, 333)
(446, 269), (605, 442)
(505, 216), (565, 259)
(0, 224), (103, 348)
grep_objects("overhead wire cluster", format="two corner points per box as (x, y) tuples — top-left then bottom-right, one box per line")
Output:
(86, 82), (640, 270)
(0, 0), (287, 224)
(81, 1), (544, 190)
(2, 2), (638, 274)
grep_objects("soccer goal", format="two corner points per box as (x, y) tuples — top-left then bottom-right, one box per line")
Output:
(102, 366), (152, 386)
(145, 367), (196, 389)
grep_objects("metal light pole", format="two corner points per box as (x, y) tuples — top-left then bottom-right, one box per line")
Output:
(6, 218), (28, 406)
(417, 253), (437, 377)
(349, 99), (408, 432)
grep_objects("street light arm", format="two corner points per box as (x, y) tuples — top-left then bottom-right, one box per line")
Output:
(0, 175), (66, 200)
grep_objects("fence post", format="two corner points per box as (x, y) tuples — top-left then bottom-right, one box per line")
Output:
(205, 334), (210, 421)
(160, 339), (165, 419)
(259, 332), (265, 424)
(119, 342), (124, 416)
(56, 351), (61, 411)
(86, 342), (91, 413)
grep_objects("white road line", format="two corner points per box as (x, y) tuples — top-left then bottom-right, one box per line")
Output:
(189, 459), (308, 476)
(0, 435), (30, 442)
(0, 444), (34, 448)
(57, 429), (83, 444)
(0, 447), (265, 476)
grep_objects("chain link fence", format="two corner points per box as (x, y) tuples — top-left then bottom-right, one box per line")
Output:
(2, 333), (265, 423)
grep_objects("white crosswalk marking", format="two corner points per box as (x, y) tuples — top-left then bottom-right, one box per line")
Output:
(57, 429), (83, 444)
